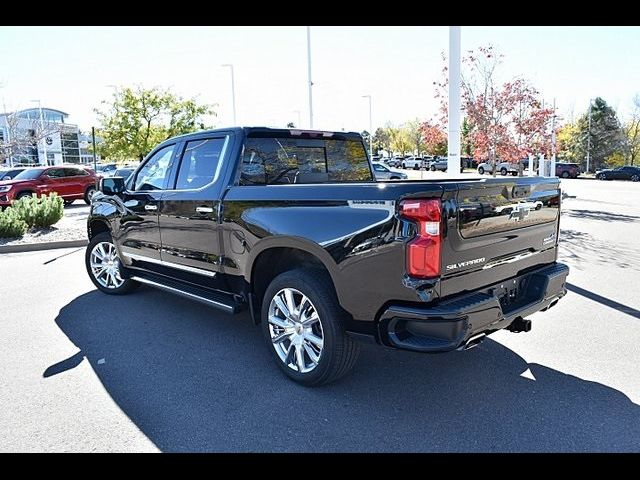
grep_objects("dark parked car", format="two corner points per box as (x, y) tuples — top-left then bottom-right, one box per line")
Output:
(0, 167), (26, 181)
(86, 127), (568, 386)
(111, 167), (135, 181)
(0, 166), (99, 207)
(555, 163), (580, 178)
(596, 165), (640, 182)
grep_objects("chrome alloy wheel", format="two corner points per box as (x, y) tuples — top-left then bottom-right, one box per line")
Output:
(268, 287), (324, 373)
(89, 241), (124, 289)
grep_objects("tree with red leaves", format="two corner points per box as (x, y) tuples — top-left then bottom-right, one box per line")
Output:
(430, 46), (555, 176)
(419, 121), (447, 156)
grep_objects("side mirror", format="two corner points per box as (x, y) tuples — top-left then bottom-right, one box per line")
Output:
(100, 176), (126, 196)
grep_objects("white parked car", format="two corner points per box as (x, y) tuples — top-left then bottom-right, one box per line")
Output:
(477, 161), (518, 176)
(401, 156), (425, 170)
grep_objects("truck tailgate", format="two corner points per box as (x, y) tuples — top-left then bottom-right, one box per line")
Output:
(439, 177), (561, 299)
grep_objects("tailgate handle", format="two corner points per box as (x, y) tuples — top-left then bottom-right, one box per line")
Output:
(512, 186), (531, 198)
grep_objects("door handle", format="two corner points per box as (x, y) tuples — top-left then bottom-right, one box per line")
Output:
(144, 204), (158, 211)
(196, 206), (214, 214)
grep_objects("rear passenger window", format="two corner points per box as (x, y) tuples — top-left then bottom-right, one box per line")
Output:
(46, 168), (65, 179)
(64, 168), (88, 177)
(175, 138), (226, 190)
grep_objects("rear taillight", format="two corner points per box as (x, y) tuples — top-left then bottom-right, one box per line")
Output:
(400, 199), (442, 278)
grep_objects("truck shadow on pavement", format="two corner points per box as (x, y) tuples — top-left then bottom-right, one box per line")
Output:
(47, 288), (640, 452)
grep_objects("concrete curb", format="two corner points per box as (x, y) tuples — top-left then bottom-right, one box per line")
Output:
(0, 239), (88, 254)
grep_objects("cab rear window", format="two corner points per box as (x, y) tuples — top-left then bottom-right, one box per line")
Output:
(240, 136), (373, 185)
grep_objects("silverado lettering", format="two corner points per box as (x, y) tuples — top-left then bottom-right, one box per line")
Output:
(446, 257), (486, 271)
(85, 127), (569, 386)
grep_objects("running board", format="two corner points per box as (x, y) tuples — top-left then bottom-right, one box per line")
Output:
(130, 274), (242, 314)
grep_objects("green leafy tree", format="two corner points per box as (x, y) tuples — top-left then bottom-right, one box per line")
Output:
(583, 98), (625, 171)
(557, 121), (581, 163)
(623, 95), (640, 166)
(567, 98), (625, 172)
(95, 86), (215, 161)
(373, 127), (392, 157)
(390, 127), (411, 156)
(404, 119), (425, 156)
(461, 117), (474, 157)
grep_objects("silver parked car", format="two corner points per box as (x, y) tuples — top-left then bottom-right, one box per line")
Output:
(372, 162), (408, 181)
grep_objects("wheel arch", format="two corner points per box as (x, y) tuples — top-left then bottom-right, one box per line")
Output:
(88, 218), (111, 240)
(247, 237), (343, 323)
(15, 189), (36, 198)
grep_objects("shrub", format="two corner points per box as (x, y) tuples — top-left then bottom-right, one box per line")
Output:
(11, 193), (64, 228)
(0, 206), (28, 238)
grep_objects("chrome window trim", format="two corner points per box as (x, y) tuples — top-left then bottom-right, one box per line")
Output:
(168, 135), (230, 192)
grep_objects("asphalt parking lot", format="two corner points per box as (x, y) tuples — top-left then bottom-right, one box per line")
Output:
(0, 178), (638, 452)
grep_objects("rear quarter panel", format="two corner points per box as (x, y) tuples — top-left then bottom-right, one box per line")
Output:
(221, 182), (444, 320)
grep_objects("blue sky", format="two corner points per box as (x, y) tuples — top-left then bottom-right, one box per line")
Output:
(1, 26), (639, 132)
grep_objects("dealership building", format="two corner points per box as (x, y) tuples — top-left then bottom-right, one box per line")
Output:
(0, 107), (98, 166)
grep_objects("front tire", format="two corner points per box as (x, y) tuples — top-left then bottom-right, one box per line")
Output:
(261, 269), (360, 386)
(631, 174), (639, 182)
(401, 163), (406, 169)
(561, 171), (569, 178)
(478, 167), (485, 175)
(15, 191), (35, 200)
(84, 185), (97, 204)
(500, 167), (508, 176)
(85, 232), (138, 295)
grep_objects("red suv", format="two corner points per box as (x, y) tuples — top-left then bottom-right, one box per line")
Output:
(0, 166), (99, 207)
(555, 163), (580, 178)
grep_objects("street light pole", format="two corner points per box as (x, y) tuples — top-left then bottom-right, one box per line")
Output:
(31, 99), (47, 166)
(362, 95), (373, 158)
(586, 99), (593, 174)
(306, 26), (314, 129)
(550, 98), (557, 177)
(221, 64), (237, 125)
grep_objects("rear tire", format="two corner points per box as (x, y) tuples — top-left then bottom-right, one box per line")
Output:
(561, 171), (569, 178)
(631, 174), (639, 182)
(430, 165), (436, 171)
(500, 167), (508, 176)
(85, 232), (138, 295)
(261, 268), (360, 386)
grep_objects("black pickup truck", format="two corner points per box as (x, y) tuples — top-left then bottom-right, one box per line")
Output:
(86, 127), (569, 386)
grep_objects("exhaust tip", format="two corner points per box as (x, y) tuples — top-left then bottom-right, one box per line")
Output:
(459, 333), (486, 351)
